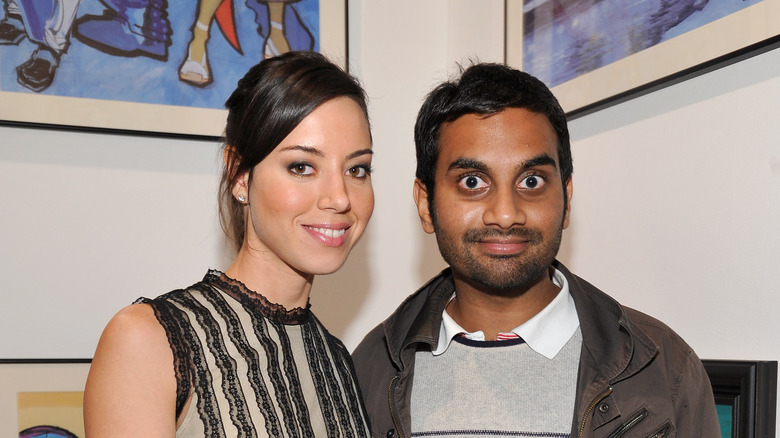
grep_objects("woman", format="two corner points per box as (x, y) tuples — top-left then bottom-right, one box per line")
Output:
(84, 51), (373, 437)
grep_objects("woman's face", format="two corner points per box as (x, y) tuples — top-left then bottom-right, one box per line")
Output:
(236, 97), (374, 276)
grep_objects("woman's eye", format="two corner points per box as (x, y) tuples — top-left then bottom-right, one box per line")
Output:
(289, 163), (315, 176)
(458, 175), (488, 190)
(347, 165), (369, 178)
(519, 175), (545, 189)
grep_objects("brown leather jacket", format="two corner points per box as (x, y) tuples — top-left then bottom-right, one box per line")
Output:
(352, 261), (720, 437)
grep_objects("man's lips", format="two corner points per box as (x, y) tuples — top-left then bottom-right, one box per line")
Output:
(464, 228), (541, 255)
(477, 239), (530, 255)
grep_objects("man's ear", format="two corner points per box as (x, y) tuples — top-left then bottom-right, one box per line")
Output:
(562, 176), (573, 229)
(413, 179), (435, 234)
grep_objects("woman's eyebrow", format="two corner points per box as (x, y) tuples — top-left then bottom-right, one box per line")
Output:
(347, 149), (374, 159)
(279, 145), (373, 160)
(279, 145), (324, 157)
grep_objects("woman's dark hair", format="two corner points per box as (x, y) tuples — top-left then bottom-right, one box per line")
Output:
(414, 63), (571, 205)
(219, 51), (369, 247)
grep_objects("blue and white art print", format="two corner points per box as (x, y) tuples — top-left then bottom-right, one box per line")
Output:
(0, 0), (344, 136)
(506, 0), (779, 113)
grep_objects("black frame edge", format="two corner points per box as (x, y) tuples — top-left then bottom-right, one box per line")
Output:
(702, 359), (778, 438)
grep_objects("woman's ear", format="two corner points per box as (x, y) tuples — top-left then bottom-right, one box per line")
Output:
(224, 146), (249, 203)
(232, 172), (250, 203)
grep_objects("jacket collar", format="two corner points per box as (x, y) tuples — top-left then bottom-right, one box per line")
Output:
(383, 269), (454, 369)
(383, 262), (659, 381)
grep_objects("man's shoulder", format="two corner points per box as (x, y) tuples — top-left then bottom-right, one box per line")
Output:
(352, 322), (386, 359)
(558, 266), (718, 433)
(557, 261), (699, 365)
(621, 304), (698, 359)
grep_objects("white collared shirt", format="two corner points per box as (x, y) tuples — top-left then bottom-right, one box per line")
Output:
(432, 268), (580, 359)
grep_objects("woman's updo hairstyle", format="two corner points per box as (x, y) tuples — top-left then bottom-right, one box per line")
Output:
(219, 51), (369, 248)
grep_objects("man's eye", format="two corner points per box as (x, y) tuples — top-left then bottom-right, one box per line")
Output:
(519, 175), (545, 189)
(289, 163), (315, 176)
(458, 175), (488, 190)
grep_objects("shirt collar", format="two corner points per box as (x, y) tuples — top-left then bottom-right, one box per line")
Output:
(432, 268), (580, 359)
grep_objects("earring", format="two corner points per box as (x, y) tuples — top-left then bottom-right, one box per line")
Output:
(237, 195), (246, 203)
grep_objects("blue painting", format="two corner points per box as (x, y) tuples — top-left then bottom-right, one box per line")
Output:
(715, 403), (732, 438)
(0, 0), (319, 109)
(522, 0), (764, 88)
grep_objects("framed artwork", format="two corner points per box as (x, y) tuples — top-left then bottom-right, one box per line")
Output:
(702, 360), (777, 438)
(506, 0), (780, 117)
(0, 0), (347, 138)
(0, 359), (91, 438)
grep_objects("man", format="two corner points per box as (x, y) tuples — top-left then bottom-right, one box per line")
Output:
(352, 63), (719, 437)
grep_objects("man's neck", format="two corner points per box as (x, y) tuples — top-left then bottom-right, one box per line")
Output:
(446, 270), (561, 341)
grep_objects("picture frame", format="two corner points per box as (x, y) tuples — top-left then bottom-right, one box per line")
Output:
(702, 359), (778, 438)
(0, 0), (347, 138)
(505, 0), (780, 118)
(0, 359), (91, 438)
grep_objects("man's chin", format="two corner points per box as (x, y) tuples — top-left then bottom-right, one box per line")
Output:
(463, 266), (549, 293)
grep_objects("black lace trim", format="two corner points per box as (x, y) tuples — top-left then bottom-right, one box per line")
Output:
(203, 269), (310, 325)
(136, 292), (194, 420)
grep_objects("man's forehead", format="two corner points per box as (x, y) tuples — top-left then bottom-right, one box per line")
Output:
(437, 110), (560, 168)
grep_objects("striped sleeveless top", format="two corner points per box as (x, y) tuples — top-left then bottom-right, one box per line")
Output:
(137, 270), (370, 437)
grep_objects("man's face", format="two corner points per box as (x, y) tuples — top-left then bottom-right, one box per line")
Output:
(413, 108), (572, 292)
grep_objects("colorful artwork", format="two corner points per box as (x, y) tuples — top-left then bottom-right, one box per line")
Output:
(507, 0), (779, 114)
(0, 0), (319, 109)
(0, 361), (91, 438)
(521, 0), (763, 88)
(17, 392), (84, 438)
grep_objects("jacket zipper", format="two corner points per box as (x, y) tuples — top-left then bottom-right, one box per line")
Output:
(388, 375), (405, 438)
(606, 408), (648, 438)
(579, 387), (613, 437)
(645, 422), (671, 438)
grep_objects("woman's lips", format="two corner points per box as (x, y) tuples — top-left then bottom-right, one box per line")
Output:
(303, 224), (350, 247)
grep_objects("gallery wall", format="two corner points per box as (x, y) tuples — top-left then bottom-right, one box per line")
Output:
(1, 0), (778, 429)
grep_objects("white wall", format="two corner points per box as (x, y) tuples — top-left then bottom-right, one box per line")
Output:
(1, 0), (778, 428)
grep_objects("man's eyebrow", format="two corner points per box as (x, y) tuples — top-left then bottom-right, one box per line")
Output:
(521, 154), (558, 171)
(447, 157), (488, 173)
(447, 154), (557, 173)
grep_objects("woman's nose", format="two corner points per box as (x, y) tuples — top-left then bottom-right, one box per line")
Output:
(317, 173), (351, 212)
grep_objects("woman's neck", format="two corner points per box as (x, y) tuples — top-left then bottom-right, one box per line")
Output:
(225, 247), (313, 311)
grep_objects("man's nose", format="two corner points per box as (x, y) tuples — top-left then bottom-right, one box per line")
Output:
(482, 187), (526, 229)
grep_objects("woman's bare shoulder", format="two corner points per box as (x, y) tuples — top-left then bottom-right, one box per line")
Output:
(84, 303), (177, 436)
